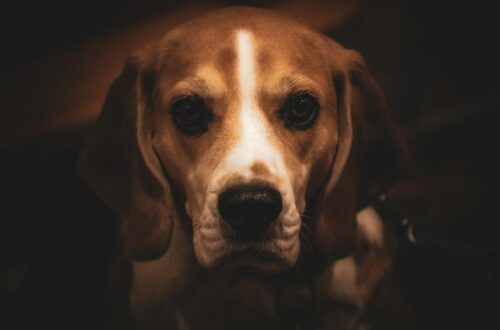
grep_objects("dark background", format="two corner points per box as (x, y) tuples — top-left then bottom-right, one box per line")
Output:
(1, 0), (499, 329)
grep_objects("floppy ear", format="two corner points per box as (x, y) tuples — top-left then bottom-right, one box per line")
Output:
(78, 52), (175, 261)
(312, 40), (408, 262)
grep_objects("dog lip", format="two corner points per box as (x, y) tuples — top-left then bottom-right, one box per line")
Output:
(213, 248), (292, 273)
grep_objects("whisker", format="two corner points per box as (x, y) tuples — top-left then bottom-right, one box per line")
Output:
(299, 230), (313, 251)
(300, 221), (315, 237)
(300, 213), (314, 221)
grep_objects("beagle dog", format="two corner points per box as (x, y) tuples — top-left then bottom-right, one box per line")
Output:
(78, 6), (408, 330)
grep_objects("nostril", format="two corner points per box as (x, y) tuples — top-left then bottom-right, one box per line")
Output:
(218, 185), (282, 239)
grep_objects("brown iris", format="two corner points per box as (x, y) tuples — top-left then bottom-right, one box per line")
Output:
(280, 92), (319, 130)
(170, 96), (212, 135)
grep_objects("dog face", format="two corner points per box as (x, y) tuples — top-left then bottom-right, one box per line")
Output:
(79, 7), (407, 273)
(150, 19), (339, 271)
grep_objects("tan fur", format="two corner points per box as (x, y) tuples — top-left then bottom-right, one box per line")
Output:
(78, 6), (408, 330)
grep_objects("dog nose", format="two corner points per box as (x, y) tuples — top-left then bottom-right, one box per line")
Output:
(218, 185), (282, 239)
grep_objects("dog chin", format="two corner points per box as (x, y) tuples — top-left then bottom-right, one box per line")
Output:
(196, 242), (300, 275)
(219, 251), (294, 273)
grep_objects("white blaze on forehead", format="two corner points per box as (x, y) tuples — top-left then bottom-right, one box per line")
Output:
(221, 29), (285, 176)
(237, 31), (256, 110)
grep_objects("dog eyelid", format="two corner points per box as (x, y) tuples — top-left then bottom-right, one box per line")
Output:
(278, 90), (320, 130)
(170, 93), (203, 106)
(169, 94), (213, 136)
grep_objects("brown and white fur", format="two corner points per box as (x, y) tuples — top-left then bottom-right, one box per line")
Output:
(78, 7), (409, 330)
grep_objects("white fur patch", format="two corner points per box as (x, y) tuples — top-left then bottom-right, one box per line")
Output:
(356, 207), (384, 247)
(328, 256), (360, 305)
(220, 30), (287, 178)
(237, 31), (255, 113)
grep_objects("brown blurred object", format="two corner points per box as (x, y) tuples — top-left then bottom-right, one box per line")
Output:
(0, 3), (217, 148)
(273, 0), (361, 31)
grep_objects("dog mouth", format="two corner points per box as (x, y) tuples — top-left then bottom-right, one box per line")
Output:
(193, 221), (301, 273)
(206, 236), (300, 274)
(214, 248), (292, 274)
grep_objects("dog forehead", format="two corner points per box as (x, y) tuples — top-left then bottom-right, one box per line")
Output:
(152, 7), (327, 85)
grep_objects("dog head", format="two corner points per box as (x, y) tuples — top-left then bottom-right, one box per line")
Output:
(78, 7), (407, 273)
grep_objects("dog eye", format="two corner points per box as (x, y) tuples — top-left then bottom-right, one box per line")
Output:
(281, 92), (319, 130)
(170, 96), (212, 135)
